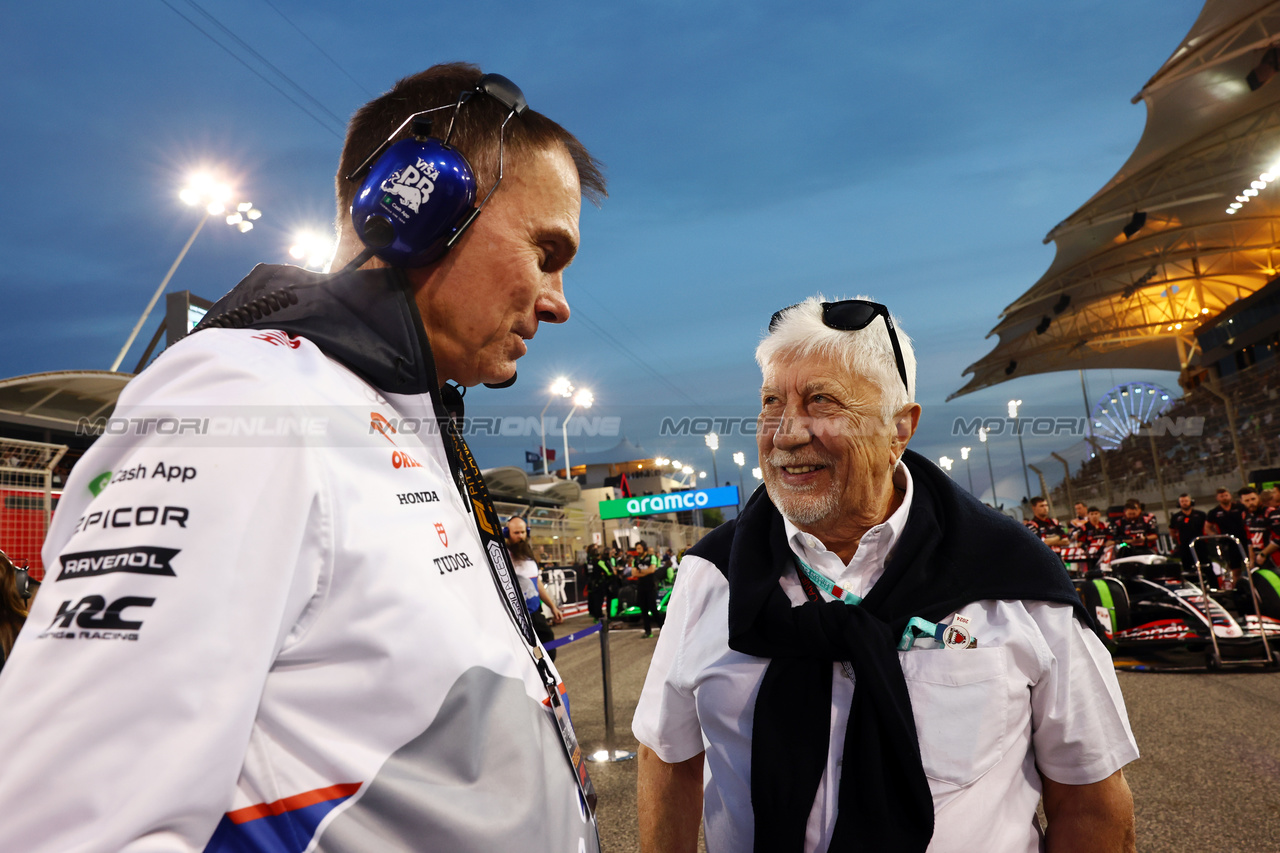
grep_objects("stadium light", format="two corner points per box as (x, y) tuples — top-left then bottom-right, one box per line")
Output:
(562, 388), (593, 481)
(1008, 399), (1031, 502)
(539, 376), (575, 476)
(751, 466), (762, 480)
(705, 432), (719, 486)
(978, 427), (998, 507)
(939, 456), (953, 472)
(732, 451), (747, 507)
(111, 171), (260, 372)
(289, 231), (334, 271)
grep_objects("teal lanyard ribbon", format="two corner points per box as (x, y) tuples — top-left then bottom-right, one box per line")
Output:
(795, 555), (863, 605)
(794, 555), (943, 651)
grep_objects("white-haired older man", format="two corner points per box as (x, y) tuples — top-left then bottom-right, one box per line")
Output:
(633, 297), (1138, 853)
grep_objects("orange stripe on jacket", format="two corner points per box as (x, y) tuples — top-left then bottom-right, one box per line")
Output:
(226, 782), (362, 825)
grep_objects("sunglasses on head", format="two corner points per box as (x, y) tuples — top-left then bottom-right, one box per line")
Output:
(769, 299), (909, 396)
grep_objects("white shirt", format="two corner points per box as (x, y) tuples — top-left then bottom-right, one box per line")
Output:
(513, 555), (542, 612)
(633, 464), (1139, 853)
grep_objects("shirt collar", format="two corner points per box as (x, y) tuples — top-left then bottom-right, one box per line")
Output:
(783, 459), (913, 595)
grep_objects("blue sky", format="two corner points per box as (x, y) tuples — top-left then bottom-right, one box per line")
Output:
(0, 0), (1204, 504)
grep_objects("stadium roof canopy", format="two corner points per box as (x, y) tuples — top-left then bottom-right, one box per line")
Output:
(953, 0), (1280, 399)
(0, 370), (133, 432)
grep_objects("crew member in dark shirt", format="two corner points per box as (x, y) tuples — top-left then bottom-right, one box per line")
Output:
(1110, 498), (1158, 549)
(1206, 486), (1248, 547)
(1069, 506), (1111, 570)
(586, 544), (617, 620)
(1067, 501), (1089, 535)
(1240, 487), (1270, 559)
(1251, 507), (1280, 567)
(1167, 493), (1208, 577)
(1024, 497), (1066, 561)
(630, 540), (661, 638)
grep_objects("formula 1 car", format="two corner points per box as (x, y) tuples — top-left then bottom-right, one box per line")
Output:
(606, 576), (673, 624)
(1076, 536), (1280, 670)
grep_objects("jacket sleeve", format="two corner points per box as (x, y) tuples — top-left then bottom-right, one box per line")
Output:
(0, 341), (331, 852)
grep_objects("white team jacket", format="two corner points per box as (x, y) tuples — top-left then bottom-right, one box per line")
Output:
(0, 326), (597, 853)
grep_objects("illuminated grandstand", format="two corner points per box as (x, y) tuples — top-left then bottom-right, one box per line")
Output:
(956, 0), (1280, 519)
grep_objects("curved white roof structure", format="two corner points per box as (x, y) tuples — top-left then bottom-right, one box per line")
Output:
(954, 1), (1280, 398)
(0, 370), (133, 431)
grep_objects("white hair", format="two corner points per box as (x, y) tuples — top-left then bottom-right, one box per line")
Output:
(755, 294), (916, 420)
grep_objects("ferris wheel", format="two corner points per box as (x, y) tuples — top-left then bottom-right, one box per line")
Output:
(1089, 382), (1176, 449)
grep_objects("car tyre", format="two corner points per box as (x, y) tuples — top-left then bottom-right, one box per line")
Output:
(1251, 568), (1280, 620)
(1081, 578), (1130, 634)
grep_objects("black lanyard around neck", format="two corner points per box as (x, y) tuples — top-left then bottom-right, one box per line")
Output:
(427, 381), (599, 814)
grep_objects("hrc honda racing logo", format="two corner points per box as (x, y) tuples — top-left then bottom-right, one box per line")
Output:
(37, 595), (154, 641)
(57, 546), (179, 581)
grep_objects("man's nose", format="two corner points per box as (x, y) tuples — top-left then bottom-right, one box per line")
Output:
(537, 277), (570, 325)
(771, 404), (812, 451)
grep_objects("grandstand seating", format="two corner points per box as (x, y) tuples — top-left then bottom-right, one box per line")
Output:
(1051, 358), (1280, 514)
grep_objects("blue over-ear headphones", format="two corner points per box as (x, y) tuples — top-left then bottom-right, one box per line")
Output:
(344, 74), (529, 269)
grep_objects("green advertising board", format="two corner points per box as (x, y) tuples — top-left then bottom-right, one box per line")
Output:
(599, 485), (740, 520)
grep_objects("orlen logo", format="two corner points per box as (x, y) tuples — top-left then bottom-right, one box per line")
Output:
(251, 331), (302, 349)
(371, 412), (398, 444)
(392, 450), (422, 469)
(371, 411), (422, 469)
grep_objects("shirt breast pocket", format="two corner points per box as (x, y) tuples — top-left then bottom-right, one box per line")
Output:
(897, 646), (1009, 789)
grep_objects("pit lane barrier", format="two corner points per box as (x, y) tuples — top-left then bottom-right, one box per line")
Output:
(543, 614), (635, 764)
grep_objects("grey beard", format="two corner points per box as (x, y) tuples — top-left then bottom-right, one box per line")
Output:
(763, 449), (842, 526)
(770, 484), (841, 526)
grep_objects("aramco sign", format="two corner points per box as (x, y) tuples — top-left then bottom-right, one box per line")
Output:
(598, 485), (740, 520)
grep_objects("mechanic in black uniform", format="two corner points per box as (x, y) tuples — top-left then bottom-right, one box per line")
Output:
(1167, 493), (1208, 578)
(1024, 497), (1067, 562)
(1207, 486), (1248, 546)
(630, 540), (661, 638)
(1067, 501), (1089, 536)
(1110, 498), (1158, 550)
(1240, 487), (1270, 561)
(1069, 506), (1111, 570)
(586, 544), (617, 620)
(1250, 507), (1280, 566)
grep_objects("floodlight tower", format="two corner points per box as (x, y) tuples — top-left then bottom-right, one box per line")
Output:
(111, 172), (260, 372)
(540, 377), (574, 476)
(979, 427), (998, 508)
(562, 388), (593, 481)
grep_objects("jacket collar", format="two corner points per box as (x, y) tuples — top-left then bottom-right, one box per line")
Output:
(195, 263), (441, 397)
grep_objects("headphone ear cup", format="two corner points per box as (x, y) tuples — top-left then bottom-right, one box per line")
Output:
(351, 137), (477, 267)
(502, 526), (509, 539)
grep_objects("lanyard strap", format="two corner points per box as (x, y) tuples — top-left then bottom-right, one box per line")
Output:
(793, 556), (944, 653)
(439, 412), (536, 647)
(429, 387), (598, 815)
(795, 555), (863, 605)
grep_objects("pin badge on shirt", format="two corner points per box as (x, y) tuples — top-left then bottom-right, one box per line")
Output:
(943, 614), (977, 650)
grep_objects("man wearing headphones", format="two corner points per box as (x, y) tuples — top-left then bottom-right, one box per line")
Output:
(0, 63), (605, 853)
(505, 515), (564, 659)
